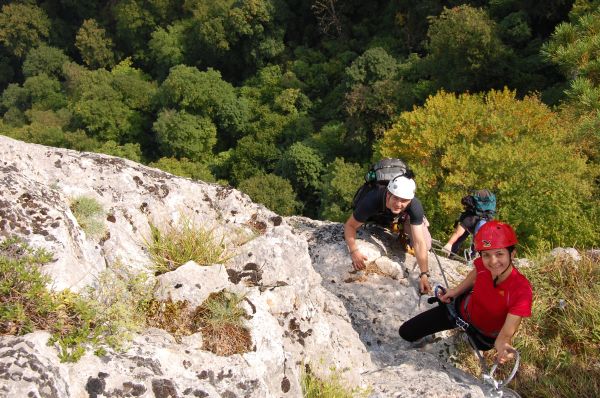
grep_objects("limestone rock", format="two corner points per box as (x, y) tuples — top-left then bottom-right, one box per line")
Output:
(0, 136), (498, 398)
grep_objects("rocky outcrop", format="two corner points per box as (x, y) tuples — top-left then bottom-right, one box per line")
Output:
(0, 135), (494, 397)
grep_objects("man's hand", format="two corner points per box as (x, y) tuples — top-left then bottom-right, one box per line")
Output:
(351, 249), (369, 270)
(419, 274), (432, 294)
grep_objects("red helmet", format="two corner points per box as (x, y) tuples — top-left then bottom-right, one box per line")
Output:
(474, 220), (518, 251)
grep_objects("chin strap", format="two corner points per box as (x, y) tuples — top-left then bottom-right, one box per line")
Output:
(493, 263), (513, 287)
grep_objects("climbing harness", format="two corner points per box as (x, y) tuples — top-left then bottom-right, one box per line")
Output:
(431, 285), (521, 398)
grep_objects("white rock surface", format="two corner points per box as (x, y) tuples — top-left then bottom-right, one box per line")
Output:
(0, 135), (496, 397)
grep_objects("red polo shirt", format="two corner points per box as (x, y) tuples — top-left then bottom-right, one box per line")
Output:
(460, 257), (532, 337)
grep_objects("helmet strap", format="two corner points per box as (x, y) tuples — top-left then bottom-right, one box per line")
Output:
(493, 263), (512, 287)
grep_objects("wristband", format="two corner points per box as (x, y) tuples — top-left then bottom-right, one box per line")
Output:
(419, 271), (430, 278)
(349, 248), (359, 255)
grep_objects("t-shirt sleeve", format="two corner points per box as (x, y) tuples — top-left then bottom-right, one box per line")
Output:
(406, 197), (424, 225)
(353, 188), (383, 223)
(508, 278), (533, 317)
(459, 213), (478, 233)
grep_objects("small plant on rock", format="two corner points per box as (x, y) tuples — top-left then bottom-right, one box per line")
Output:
(301, 364), (371, 398)
(70, 196), (105, 238)
(0, 236), (55, 335)
(192, 290), (251, 356)
(146, 217), (231, 274)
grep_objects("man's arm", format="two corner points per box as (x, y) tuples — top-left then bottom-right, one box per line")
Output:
(344, 215), (368, 270)
(410, 223), (431, 294)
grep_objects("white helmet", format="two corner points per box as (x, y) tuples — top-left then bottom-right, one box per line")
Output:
(387, 176), (416, 199)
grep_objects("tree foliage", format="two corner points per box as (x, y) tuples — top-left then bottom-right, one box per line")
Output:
(238, 173), (301, 216)
(376, 89), (599, 249)
(75, 19), (116, 69)
(425, 5), (512, 93)
(153, 109), (216, 161)
(0, 3), (51, 58)
(319, 157), (364, 222)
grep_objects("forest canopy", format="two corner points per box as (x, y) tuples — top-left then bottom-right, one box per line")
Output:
(0, 0), (598, 250)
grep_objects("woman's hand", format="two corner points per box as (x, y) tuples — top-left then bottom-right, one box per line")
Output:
(438, 288), (458, 303)
(495, 340), (516, 365)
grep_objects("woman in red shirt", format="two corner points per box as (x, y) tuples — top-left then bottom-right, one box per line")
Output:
(399, 220), (532, 364)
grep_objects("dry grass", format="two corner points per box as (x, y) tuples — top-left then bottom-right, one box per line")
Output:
(193, 291), (252, 356)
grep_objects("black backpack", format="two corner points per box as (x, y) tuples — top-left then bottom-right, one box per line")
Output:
(351, 158), (413, 210)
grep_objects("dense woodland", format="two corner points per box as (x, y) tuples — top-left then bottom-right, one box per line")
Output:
(0, 0), (599, 250)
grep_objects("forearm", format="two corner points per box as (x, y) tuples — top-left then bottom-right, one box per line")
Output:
(413, 239), (429, 273)
(343, 217), (361, 253)
(446, 224), (466, 245)
(450, 269), (476, 296)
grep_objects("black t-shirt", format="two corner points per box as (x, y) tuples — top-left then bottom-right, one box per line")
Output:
(353, 185), (425, 225)
(459, 211), (481, 234)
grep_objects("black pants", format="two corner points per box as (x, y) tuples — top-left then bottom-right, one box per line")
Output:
(399, 302), (495, 351)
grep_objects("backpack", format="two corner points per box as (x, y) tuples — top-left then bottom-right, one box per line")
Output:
(471, 189), (496, 220)
(351, 158), (413, 210)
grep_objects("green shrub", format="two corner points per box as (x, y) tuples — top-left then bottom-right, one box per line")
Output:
(0, 236), (55, 335)
(147, 218), (231, 274)
(1, 236), (154, 362)
(83, 261), (154, 351)
(70, 196), (105, 238)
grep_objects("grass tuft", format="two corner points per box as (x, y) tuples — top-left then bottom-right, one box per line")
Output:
(147, 218), (231, 274)
(70, 196), (105, 238)
(301, 364), (370, 398)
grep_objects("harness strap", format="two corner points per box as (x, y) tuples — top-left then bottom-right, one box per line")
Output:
(433, 286), (496, 349)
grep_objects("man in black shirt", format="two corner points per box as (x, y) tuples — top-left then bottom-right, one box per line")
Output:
(344, 176), (432, 294)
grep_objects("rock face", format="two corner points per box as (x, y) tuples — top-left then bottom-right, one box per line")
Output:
(0, 135), (493, 397)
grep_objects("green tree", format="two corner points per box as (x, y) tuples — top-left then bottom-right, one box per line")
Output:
(319, 158), (364, 222)
(75, 19), (116, 69)
(277, 142), (324, 216)
(229, 135), (281, 184)
(23, 45), (70, 79)
(183, 0), (286, 79)
(376, 89), (599, 250)
(95, 140), (143, 162)
(238, 173), (301, 216)
(159, 65), (249, 145)
(23, 74), (67, 111)
(425, 5), (512, 93)
(148, 23), (186, 78)
(153, 109), (217, 161)
(542, 9), (600, 162)
(149, 157), (215, 182)
(0, 3), (51, 58)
